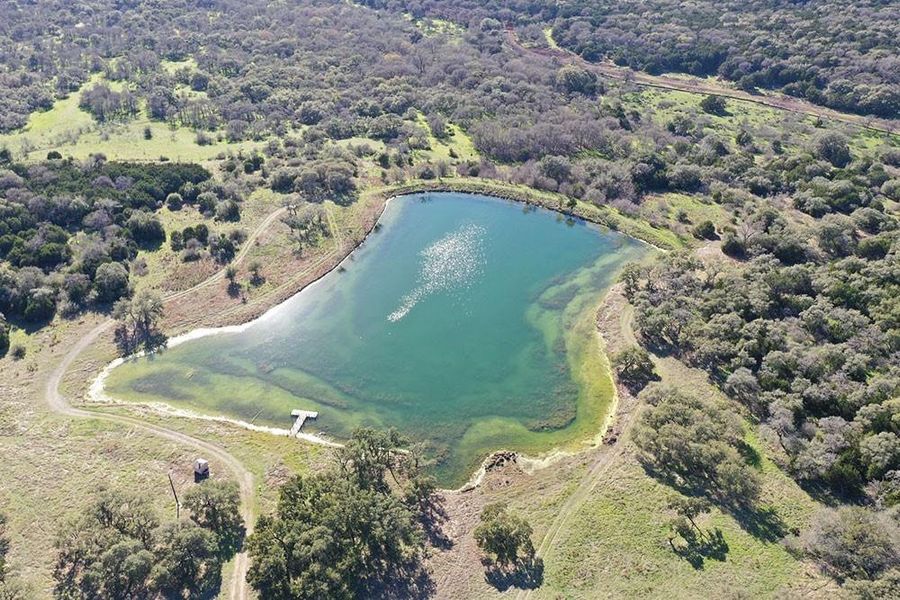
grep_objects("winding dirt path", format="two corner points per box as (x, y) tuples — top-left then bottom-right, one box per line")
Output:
(165, 206), (287, 303)
(515, 304), (641, 600)
(41, 204), (291, 600)
(507, 29), (898, 136)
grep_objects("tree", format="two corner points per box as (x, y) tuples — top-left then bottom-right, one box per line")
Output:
(0, 315), (9, 357)
(538, 155), (572, 183)
(246, 473), (424, 599)
(215, 199), (241, 222)
(474, 503), (535, 570)
(611, 346), (658, 391)
(54, 487), (235, 599)
(814, 132), (852, 168)
(165, 192), (183, 210)
(182, 481), (245, 558)
(787, 507), (900, 581)
(152, 523), (222, 598)
(817, 213), (858, 257)
(23, 287), (56, 322)
(246, 427), (434, 598)
(125, 211), (165, 245)
(112, 290), (166, 356)
(668, 495), (712, 536)
(699, 95), (727, 116)
(224, 265), (238, 295)
(633, 386), (761, 505)
(248, 261), (264, 286)
(93, 262), (130, 303)
(692, 220), (717, 240)
(54, 490), (160, 599)
(618, 262), (644, 300)
(334, 427), (408, 493)
(555, 65), (598, 95)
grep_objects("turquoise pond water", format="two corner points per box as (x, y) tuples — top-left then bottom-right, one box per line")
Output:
(104, 192), (648, 486)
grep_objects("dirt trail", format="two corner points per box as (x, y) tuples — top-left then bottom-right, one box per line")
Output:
(507, 29), (898, 136)
(165, 206), (287, 303)
(41, 204), (291, 600)
(515, 303), (640, 600)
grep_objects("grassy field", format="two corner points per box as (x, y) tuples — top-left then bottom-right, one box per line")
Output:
(620, 87), (899, 157)
(0, 317), (219, 594)
(0, 72), (261, 162)
(531, 355), (824, 599)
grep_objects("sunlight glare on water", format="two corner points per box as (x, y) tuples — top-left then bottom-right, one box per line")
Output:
(388, 223), (486, 322)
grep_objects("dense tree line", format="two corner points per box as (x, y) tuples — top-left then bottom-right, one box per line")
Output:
(1, 0), (895, 219)
(625, 209), (899, 499)
(53, 481), (244, 600)
(357, 0), (900, 118)
(550, 0), (899, 118)
(0, 157), (222, 333)
(246, 428), (439, 599)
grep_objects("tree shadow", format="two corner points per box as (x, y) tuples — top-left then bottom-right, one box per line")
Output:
(671, 528), (729, 569)
(362, 559), (435, 600)
(638, 458), (788, 543)
(483, 557), (544, 592)
(736, 441), (762, 468)
(729, 504), (787, 542)
(621, 371), (661, 395)
(226, 280), (242, 298)
(217, 522), (246, 560)
(418, 493), (453, 551)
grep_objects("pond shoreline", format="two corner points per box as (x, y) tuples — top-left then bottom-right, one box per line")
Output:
(90, 180), (658, 492)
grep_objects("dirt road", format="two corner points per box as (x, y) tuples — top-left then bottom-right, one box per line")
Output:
(506, 29), (898, 136)
(40, 204), (293, 600)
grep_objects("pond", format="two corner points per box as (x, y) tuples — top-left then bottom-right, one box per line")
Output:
(103, 192), (648, 486)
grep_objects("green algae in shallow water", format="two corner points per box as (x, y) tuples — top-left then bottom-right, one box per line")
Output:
(104, 193), (648, 486)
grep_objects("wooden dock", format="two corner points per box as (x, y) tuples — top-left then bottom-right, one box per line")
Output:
(289, 409), (318, 437)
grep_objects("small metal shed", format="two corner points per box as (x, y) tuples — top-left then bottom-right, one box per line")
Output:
(194, 458), (210, 480)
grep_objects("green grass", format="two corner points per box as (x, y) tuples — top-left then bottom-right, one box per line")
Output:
(0, 396), (209, 593)
(544, 28), (559, 50)
(0, 72), (262, 162)
(412, 113), (480, 164)
(620, 87), (899, 158)
(160, 57), (198, 75)
(523, 355), (823, 599)
(535, 459), (812, 599)
(639, 192), (731, 239)
(404, 14), (465, 37)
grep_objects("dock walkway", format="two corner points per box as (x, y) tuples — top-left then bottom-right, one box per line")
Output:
(289, 409), (318, 437)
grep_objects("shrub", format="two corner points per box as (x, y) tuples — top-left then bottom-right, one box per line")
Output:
(94, 262), (130, 303)
(699, 95), (728, 115)
(786, 507), (900, 581)
(165, 192), (183, 210)
(215, 200), (240, 222)
(474, 503), (535, 569)
(125, 211), (165, 244)
(611, 346), (658, 391)
(692, 220), (717, 240)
